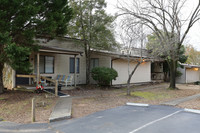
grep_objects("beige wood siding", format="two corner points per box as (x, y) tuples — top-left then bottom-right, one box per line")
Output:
(31, 53), (86, 85)
(186, 68), (200, 83)
(36, 38), (86, 85)
(176, 67), (186, 83)
(112, 59), (151, 85)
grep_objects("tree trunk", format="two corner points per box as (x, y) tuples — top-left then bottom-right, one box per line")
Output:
(127, 61), (141, 95)
(169, 59), (176, 89)
(85, 45), (91, 85)
(86, 56), (91, 85)
(0, 63), (4, 94)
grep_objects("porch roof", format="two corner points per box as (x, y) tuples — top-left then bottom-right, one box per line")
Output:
(180, 63), (200, 68)
(39, 45), (83, 55)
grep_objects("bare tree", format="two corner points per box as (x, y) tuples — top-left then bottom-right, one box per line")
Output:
(120, 20), (147, 95)
(117, 0), (200, 89)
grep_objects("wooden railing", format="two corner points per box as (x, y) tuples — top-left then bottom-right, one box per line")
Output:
(16, 74), (36, 78)
(16, 74), (58, 96)
(40, 76), (58, 97)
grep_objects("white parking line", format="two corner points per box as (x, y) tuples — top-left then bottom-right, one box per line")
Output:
(129, 110), (182, 133)
(126, 103), (149, 107)
(184, 108), (200, 114)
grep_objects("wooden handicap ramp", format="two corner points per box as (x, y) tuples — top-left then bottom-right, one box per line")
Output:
(49, 97), (72, 122)
(44, 89), (69, 97)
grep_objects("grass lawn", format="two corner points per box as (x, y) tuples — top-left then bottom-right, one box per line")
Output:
(0, 90), (58, 123)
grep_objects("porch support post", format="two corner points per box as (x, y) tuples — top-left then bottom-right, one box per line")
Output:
(29, 55), (31, 85)
(37, 52), (40, 86)
(55, 80), (58, 97)
(74, 55), (77, 87)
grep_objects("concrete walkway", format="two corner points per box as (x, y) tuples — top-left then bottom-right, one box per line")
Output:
(162, 93), (200, 106)
(0, 122), (54, 133)
(49, 97), (72, 122)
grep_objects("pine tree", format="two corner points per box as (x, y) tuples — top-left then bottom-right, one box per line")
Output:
(0, 0), (73, 93)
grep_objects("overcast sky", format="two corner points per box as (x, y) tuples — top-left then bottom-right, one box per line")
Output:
(105, 0), (200, 50)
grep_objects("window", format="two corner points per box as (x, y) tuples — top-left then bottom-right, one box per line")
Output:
(45, 56), (54, 73)
(70, 57), (80, 73)
(34, 55), (54, 74)
(91, 58), (99, 69)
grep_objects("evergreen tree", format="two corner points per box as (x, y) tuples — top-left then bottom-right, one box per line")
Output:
(0, 0), (73, 93)
(68, 0), (118, 84)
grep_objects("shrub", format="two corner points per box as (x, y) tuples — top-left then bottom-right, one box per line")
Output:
(91, 67), (118, 86)
(176, 70), (182, 77)
(194, 81), (200, 85)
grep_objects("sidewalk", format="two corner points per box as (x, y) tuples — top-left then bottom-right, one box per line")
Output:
(162, 93), (200, 106)
(49, 97), (72, 122)
(0, 122), (54, 133)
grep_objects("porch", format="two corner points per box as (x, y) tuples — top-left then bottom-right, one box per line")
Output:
(15, 45), (83, 96)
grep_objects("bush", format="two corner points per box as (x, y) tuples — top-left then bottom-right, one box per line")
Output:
(91, 67), (118, 86)
(194, 81), (200, 85)
(176, 70), (182, 77)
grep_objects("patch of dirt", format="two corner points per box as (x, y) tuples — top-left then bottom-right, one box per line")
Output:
(63, 83), (200, 119)
(176, 84), (200, 90)
(1, 83), (200, 123)
(0, 90), (58, 123)
(177, 98), (200, 110)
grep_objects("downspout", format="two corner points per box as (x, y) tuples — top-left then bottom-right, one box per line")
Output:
(74, 55), (77, 87)
(111, 58), (120, 86)
(185, 67), (186, 83)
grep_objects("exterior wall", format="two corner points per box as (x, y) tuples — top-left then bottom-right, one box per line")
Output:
(151, 62), (164, 80)
(176, 67), (186, 83)
(3, 64), (13, 89)
(90, 54), (111, 68)
(37, 39), (113, 85)
(112, 59), (151, 85)
(90, 53), (112, 84)
(55, 54), (86, 85)
(11, 38), (152, 87)
(33, 38), (86, 85)
(30, 52), (86, 85)
(186, 68), (200, 83)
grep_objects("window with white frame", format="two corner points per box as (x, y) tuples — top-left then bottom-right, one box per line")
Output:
(70, 57), (80, 73)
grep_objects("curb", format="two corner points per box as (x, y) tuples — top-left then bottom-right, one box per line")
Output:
(59, 95), (70, 98)
(184, 108), (200, 114)
(49, 116), (71, 123)
(126, 102), (149, 107)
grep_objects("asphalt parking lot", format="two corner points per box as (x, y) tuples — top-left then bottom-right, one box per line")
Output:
(1, 104), (200, 133)
(50, 105), (200, 133)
